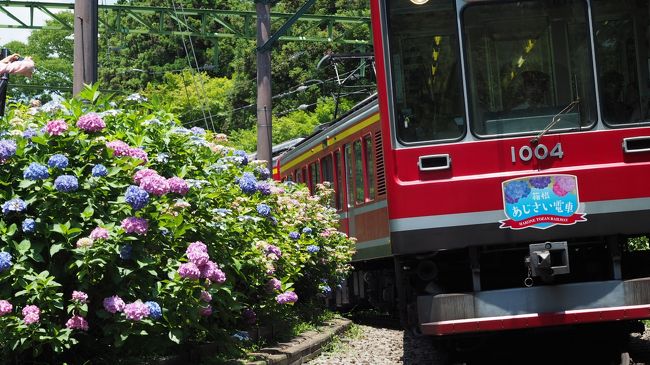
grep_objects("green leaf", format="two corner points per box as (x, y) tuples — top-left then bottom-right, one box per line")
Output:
(81, 206), (94, 219)
(15, 240), (31, 255)
(50, 243), (64, 257)
(168, 329), (182, 344)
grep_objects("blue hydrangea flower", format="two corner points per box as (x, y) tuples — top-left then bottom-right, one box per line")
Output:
(257, 181), (272, 195)
(233, 150), (248, 166)
(145, 301), (162, 319)
(255, 166), (271, 180)
(321, 285), (332, 295)
(155, 153), (169, 164)
(302, 227), (312, 234)
(0, 252), (12, 272)
(23, 163), (49, 180)
(232, 331), (250, 342)
(125, 185), (149, 210)
(22, 218), (35, 233)
(120, 244), (133, 260)
(190, 127), (206, 135)
(238, 172), (257, 194)
(307, 245), (320, 253)
(256, 203), (271, 217)
(22, 129), (37, 139)
(0, 139), (17, 160)
(47, 154), (69, 169)
(54, 175), (78, 192)
(2, 198), (26, 215)
(214, 208), (232, 216)
(91, 164), (108, 177)
(289, 231), (300, 240)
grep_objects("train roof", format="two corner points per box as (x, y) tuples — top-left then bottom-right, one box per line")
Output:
(276, 93), (379, 165)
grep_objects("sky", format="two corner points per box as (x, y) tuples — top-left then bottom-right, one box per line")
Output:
(0, 0), (118, 45)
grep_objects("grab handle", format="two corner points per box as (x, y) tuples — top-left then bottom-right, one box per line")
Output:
(418, 154), (451, 171)
(623, 136), (650, 154)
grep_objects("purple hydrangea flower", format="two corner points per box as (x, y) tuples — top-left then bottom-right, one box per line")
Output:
(190, 127), (206, 135)
(276, 291), (298, 305)
(289, 231), (300, 240)
(0, 139), (17, 160)
(107, 140), (130, 156)
(256, 203), (271, 217)
(255, 166), (271, 180)
(302, 227), (312, 234)
(145, 301), (162, 319)
(127, 147), (148, 163)
(529, 176), (552, 189)
(238, 172), (257, 194)
(90, 227), (109, 240)
(199, 261), (226, 283)
(200, 290), (212, 302)
(121, 217), (148, 235)
(265, 244), (282, 258)
(243, 308), (257, 325)
(103, 295), (125, 313)
(125, 185), (150, 210)
(307, 245), (320, 253)
(23, 163), (49, 180)
(54, 175), (78, 192)
(47, 154), (69, 169)
(76, 113), (106, 132)
(0, 252), (12, 272)
(178, 262), (201, 279)
(233, 150), (248, 165)
(267, 278), (281, 292)
(256, 181), (272, 195)
(140, 174), (169, 196)
(22, 129), (37, 139)
(2, 198), (26, 215)
(92, 164), (108, 177)
(22, 218), (35, 233)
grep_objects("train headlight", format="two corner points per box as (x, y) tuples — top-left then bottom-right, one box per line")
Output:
(410, 0), (429, 4)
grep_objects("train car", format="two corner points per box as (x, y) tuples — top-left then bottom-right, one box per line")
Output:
(278, 0), (650, 361)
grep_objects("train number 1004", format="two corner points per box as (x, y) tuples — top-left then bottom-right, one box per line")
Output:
(511, 143), (564, 163)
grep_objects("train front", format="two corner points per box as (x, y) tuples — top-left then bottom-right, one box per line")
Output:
(371, 0), (650, 339)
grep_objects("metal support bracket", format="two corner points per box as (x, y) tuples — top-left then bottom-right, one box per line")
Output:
(257, 0), (316, 53)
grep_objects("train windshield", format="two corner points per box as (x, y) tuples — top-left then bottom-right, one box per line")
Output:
(386, 0), (465, 144)
(463, 1), (597, 137)
(592, 0), (650, 126)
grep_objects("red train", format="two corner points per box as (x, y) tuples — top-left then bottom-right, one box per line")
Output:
(276, 0), (650, 361)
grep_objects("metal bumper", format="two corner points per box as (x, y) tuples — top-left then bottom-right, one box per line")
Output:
(419, 278), (650, 335)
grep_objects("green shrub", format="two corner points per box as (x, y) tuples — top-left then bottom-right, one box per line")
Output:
(0, 85), (355, 363)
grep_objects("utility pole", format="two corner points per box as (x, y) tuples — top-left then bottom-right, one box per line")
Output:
(0, 48), (8, 117)
(73, 0), (98, 95)
(256, 0), (273, 169)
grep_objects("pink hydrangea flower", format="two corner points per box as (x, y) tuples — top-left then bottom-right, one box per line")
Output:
(140, 174), (169, 196)
(167, 177), (189, 195)
(22, 305), (40, 324)
(103, 295), (125, 313)
(71, 291), (88, 303)
(65, 315), (89, 331)
(106, 140), (130, 156)
(127, 147), (148, 163)
(199, 305), (212, 317)
(178, 262), (201, 279)
(124, 300), (150, 321)
(200, 290), (212, 302)
(121, 217), (148, 235)
(133, 168), (159, 185)
(187, 241), (207, 254)
(199, 261), (226, 283)
(90, 227), (109, 240)
(0, 300), (12, 316)
(45, 119), (68, 136)
(188, 249), (209, 266)
(76, 113), (106, 132)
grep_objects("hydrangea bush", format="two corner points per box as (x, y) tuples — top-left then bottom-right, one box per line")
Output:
(0, 86), (355, 362)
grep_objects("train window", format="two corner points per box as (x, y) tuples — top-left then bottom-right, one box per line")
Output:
(335, 150), (344, 210)
(363, 135), (375, 201)
(593, 0), (650, 126)
(354, 140), (365, 204)
(309, 162), (319, 194)
(344, 144), (354, 208)
(386, 0), (465, 144)
(321, 154), (336, 207)
(463, 1), (597, 137)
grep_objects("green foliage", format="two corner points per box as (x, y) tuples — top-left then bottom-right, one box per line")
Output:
(0, 85), (355, 362)
(628, 236), (649, 251)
